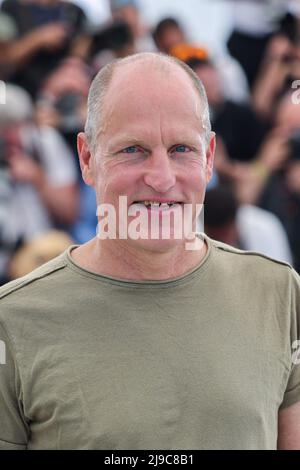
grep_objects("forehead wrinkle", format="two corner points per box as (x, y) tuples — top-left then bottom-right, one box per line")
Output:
(108, 95), (202, 132)
(97, 91), (149, 144)
(107, 134), (149, 152)
(101, 108), (205, 153)
(97, 65), (207, 150)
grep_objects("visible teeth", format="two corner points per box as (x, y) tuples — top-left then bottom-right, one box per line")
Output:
(141, 201), (177, 207)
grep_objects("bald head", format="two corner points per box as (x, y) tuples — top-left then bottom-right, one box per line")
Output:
(84, 52), (211, 154)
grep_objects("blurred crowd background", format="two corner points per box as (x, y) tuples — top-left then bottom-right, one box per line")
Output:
(0, 0), (300, 284)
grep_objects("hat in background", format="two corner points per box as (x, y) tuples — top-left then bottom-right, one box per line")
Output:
(170, 43), (210, 64)
(9, 230), (74, 279)
(0, 84), (33, 127)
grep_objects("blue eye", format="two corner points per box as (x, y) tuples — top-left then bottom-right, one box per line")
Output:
(174, 145), (190, 153)
(122, 146), (139, 154)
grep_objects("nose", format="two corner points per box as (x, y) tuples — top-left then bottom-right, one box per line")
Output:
(143, 150), (176, 193)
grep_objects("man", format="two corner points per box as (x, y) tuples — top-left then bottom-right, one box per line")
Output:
(258, 92), (300, 275)
(186, 56), (266, 164)
(109, 0), (155, 53)
(153, 19), (249, 104)
(226, 0), (295, 88)
(152, 17), (185, 55)
(0, 52), (300, 450)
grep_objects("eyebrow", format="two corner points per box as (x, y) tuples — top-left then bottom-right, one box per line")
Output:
(107, 136), (148, 153)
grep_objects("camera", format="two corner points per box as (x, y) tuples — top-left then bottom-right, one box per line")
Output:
(89, 21), (133, 56)
(55, 92), (82, 132)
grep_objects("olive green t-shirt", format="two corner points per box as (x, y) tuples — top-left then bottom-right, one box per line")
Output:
(0, 235), (300, 450)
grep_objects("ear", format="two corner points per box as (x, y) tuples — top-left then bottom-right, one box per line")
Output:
(77, 132), (95, 186)
(205, 132), (216, 184)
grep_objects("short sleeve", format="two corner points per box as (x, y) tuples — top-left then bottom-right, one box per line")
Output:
(0, 322), (29, 450)
(280, 268), (300, 410)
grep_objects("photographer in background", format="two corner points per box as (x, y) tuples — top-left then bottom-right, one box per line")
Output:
(226, 0), (300, 119)
(0, 84), (79, 284)
(252, 15), (300, 120)
(1, 0), (91, 97)
(156, 22), (250, 104)
(110, 0), (155, 52)
(226, 0), (298, 88)
(187, 55), (267, 168)
(36, 57), (91, 159)
(257, 92), (300, 273)
(152, 17), (185, 55)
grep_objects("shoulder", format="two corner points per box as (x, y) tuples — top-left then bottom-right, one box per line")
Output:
(207, 237), (300, 304)
(0, 250), (69, 303)
(208, 236), (294, 273)
(0, 246), (83, 362)
(0, 248), (78, 344)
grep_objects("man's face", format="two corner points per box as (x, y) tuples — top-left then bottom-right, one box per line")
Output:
(112, 6), (140, 32)
(157, 26), (185, 54)
(82, 61), (215, 252)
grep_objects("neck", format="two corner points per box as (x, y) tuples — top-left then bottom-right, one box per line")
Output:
(71, 236), (208, 281)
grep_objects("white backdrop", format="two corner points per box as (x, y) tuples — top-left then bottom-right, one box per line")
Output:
(0, 0), (234, 55)
(138, 0), (233, 54)
(70, 0), (234, 54)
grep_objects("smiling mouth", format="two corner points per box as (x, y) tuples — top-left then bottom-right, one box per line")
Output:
(133, 201), (182, 212)
(132, 201), (183, 209)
